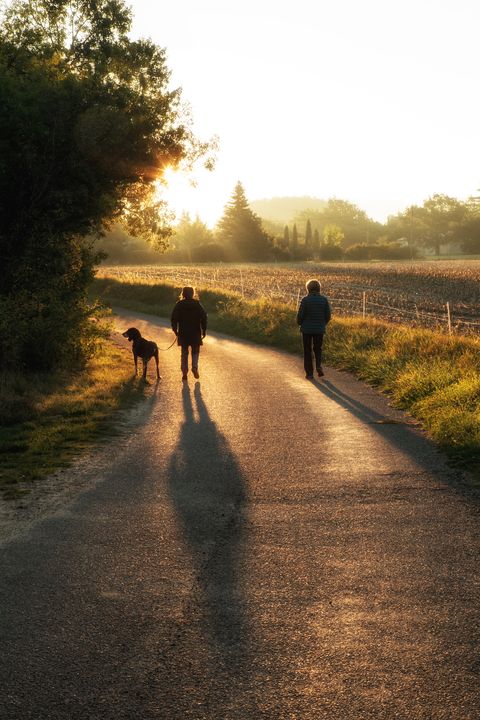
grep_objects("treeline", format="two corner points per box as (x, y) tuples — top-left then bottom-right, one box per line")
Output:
(263, 193), (480, 262)
(99, 188), (480, 265)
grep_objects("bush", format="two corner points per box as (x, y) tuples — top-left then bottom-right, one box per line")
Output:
(370, 243), (417, 260)
(344, 243), (371, 261)
(319, 244), (343, 261)
(191, 242), (227, 262)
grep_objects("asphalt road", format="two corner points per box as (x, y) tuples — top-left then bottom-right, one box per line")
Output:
(1, 309), (479, 720)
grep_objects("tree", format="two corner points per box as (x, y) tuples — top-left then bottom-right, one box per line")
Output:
(419, 194), (466, 255)
(313, 228), (320, 254)
(459, 197), (480, 253)
(320, 224), (344, 260)
(0, 0), (208, 369)
(291, 224), (299, 252)
(216, 182), (272, 261)
(296, 198), (383, 248)
(283, 225), (290, 249)
(171, 213), (213, 261)
(322, 224), (344, 246)
(305, 219), (313, 247)
(388, 195), (466, 255)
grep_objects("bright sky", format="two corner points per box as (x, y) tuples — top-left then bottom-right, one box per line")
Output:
(130, 0), (480, 226)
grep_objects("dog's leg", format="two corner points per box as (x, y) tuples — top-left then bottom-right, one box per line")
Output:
(133, 352), (138, 376)
(142, 359), (148, 381)
(154, 349), (161, 379)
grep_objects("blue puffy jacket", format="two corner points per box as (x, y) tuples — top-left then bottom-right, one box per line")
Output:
(296, 292), (331, 334)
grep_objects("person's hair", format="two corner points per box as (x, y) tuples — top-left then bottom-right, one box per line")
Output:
(180, 286), (195, 300)
(306, 278), (321, 293)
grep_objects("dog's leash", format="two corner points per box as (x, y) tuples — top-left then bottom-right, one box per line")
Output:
(157, 336), (178, 351)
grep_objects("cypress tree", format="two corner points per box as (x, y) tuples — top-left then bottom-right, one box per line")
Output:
(305, 219), (313, 247)
(292, 223), (299, 250)
(283, 225), (290, 248)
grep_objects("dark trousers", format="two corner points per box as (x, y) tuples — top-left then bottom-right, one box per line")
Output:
(181, 345), (200, 373)
(302, 333), (324, 375)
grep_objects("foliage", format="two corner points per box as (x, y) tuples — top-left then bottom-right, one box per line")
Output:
(191, 242), (226, 262)
(344, 243), (371, 261)
(305, 218), (312, 247)
(168, 213), (214, 261)
(0, 0), (207, 370)
(345, 242), (418, 261)
(216, 182), (273, 261)
(296, 198), (382, 247)
(95, 226), (160, 264)
(386, 194), (476, 255)
(319, 224), (344, 260)
(322, 223), (344, 246)
(291, 223), (299, 250)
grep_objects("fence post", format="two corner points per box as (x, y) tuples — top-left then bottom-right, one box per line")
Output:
(446, 302), (452, 334)
(362, 291), (366, 319)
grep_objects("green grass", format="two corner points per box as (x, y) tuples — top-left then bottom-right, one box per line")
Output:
(0, 338), (148, 499)
(92, 277), (480, 480)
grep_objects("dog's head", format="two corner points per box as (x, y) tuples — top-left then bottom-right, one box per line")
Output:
(122, 327), (142, 342)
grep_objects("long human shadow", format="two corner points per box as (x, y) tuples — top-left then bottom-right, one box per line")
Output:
(314, 377), (471, 483)
(167, 383), (249, 659)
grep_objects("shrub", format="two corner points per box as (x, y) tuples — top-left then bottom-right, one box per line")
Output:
(319, 244), (343, 261)
(192, 243), (227, 262)
(370, 243), (417, 260)
(344, 243), (371, 261)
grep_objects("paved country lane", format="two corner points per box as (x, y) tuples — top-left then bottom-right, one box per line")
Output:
(0, 308), (479, 719)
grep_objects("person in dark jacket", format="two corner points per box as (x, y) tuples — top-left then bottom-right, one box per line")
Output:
(296, 278), (331, 379)
(171, 286), (208, 380)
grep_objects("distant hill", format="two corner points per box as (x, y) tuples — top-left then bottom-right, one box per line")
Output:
(250, 196), (327, 224)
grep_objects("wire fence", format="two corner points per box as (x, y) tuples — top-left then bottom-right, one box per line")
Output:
(99, 265), (480, 336)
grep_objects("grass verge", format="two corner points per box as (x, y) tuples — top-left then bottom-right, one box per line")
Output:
(92, 277), (480, 481)
(0, 337), (146, 499)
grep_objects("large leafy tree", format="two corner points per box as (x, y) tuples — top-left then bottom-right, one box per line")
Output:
(419, 194), (467, 255)
(0, 0), (209, 370)
(216, 182), (272, 261)
(387, 195), (468, 255)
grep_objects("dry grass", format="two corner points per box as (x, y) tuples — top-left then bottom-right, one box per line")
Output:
(0, 338), (147, 499)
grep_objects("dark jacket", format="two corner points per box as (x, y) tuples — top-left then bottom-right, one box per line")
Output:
(171, 298), (207, 347)
(296, 292), (331, 334)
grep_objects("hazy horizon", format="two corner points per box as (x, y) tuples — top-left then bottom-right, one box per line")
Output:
(129, 0), (480, 226)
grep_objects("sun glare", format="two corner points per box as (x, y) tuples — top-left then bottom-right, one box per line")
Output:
(159, 167), (196, 219)
(156, 166), (225, 228)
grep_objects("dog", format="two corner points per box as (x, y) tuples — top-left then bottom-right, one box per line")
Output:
(122, 327), (161, 380)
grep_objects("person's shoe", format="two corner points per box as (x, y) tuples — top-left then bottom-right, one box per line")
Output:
(192, 368), (200, 379)
(182, 374), (188, 381)
(305, 373), (314, 379)
(317, 366), (325, 377)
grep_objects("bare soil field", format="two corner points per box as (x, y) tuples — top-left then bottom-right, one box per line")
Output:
(97, 260), (480, 334)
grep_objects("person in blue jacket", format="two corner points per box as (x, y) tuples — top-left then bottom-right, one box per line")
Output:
(296, 278), (331, 379)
